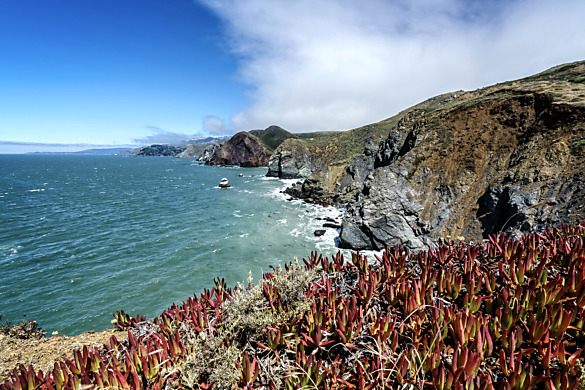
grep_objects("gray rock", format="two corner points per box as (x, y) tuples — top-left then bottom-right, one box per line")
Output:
(323, 223), (342, 229)
(267, 150), (315, 179)
(339, 166), (427, 251)
(197, 143), (222, 162)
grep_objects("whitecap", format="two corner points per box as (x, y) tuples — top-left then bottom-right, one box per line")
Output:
(0, 244), (22, 255)
(289, 228), (301, 237)
(27, 189), (45, 192)
(281, 178), (302, 186)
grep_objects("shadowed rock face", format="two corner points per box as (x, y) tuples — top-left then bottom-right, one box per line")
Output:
(339, 89), (585, 251)
(267, 148), (316, 179)
(206, 132), (272, 167)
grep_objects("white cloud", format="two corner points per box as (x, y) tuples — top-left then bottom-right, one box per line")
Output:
(134, 127), (193, 144)
(202, 115), (229, 135)
(199, 0), (585, 132)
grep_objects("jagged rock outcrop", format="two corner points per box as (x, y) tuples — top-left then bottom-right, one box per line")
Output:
(206, 132), (272, 167)
(135, 144), (186, 157)
(339, 62), (585, 250)
(286, 143), (378, 204)
(340, 167), (433, 251)
(267, 139), (318, 179)
(269, 126), (391, 203)
(197, 143), (223, 162)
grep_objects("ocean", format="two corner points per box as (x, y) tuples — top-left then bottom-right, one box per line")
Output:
(0, 155), (347, 335)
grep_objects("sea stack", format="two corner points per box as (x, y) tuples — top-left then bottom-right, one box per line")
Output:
(218, 178), (230, 188)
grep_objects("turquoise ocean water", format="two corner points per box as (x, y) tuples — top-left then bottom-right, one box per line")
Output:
(0, 155), (345, 335)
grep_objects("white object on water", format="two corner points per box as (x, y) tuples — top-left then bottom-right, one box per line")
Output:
(219, 178), (230, 188)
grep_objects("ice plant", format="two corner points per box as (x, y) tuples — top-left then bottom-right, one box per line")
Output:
(1, 222), (585, 389)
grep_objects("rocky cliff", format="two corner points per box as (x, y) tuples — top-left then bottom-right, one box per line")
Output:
(271, 61), (585, 250)
(267, 139), (319, 179)
(267, 124), (393, 203)
(339, 61), (585, 250)
(206, 132), (272, 167)
(196, 143), (223, 162)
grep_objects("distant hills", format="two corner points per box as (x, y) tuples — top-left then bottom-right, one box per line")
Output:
(188, 136), (231, 145)
(32, 127), (333, 162)
(27, 147), (135, 156)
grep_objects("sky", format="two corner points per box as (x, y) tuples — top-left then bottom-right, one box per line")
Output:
(1, 0), (584, 153)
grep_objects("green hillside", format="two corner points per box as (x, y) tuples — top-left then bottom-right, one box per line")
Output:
(248, 126), (298, 152)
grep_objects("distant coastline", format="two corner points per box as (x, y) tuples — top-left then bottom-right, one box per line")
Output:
(25, 147), (134, 156)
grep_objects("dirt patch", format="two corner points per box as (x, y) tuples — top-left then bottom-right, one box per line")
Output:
(0, 328), (126, 383)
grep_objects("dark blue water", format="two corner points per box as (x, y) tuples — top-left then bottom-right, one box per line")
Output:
(0, 155), (343, 334)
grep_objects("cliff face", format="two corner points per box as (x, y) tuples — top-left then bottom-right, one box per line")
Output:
(339, 62), (585, 250)
(266, 139), (319, 179)
(269, 61), (585, 250)
(206, 132), (272, 167)
(196, 143), (223, 162)
(267, 123), (394, 203)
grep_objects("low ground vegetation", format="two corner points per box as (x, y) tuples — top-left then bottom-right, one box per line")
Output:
(0, 316), (46, 340)
(2, 222), (585, 389)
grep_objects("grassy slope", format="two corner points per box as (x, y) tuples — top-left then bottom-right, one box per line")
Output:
(248, 126), (299, 152)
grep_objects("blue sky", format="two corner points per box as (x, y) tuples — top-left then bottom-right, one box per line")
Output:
(1, 0), (585, 153)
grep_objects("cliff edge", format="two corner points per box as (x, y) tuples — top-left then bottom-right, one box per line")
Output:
(272, 61), (585, 250)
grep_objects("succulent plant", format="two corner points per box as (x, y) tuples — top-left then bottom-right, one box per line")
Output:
(2, 222), (585, 389)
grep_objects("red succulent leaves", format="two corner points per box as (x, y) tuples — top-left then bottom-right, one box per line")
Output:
(2, 222), (585, 389)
